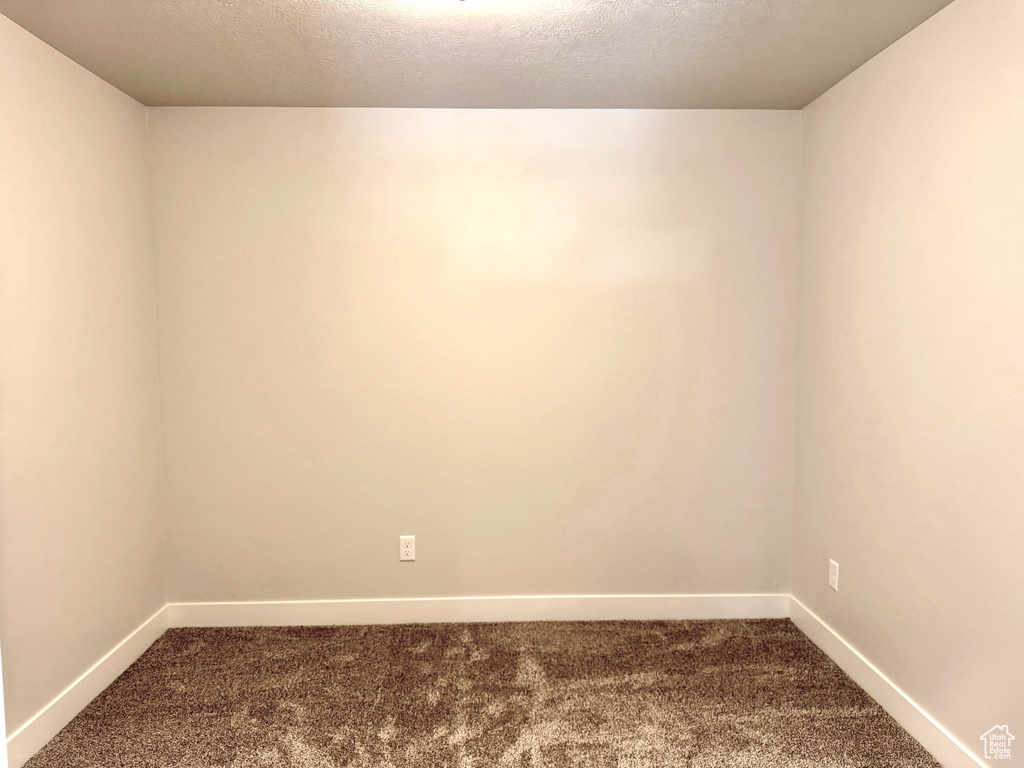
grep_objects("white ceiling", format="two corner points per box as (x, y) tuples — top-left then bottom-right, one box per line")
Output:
(0, 0), (954, 109)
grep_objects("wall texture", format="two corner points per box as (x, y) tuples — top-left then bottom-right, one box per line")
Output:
(0, 16), (166, 733)
(2, 0), (1020, 760)
(150, 108), (801, 603)
(795, 0), (1024, 757)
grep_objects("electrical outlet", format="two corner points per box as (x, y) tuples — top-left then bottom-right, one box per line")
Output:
(399, 535), (415, 562)
(828, 559), (839, 591)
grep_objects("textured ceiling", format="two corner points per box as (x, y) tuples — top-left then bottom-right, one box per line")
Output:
(0, 0), (955, 108)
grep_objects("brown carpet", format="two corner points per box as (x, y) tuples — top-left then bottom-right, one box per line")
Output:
(26, 619), (939, 767)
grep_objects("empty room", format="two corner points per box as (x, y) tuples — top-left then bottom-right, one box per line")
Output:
(0, 0), (1020, 765)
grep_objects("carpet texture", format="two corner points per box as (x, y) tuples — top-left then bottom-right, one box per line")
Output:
(26, 619), (940, 767)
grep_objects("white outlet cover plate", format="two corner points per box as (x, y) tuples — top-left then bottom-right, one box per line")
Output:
(829, 559), (839, 591)
(400, 535), (415, 562)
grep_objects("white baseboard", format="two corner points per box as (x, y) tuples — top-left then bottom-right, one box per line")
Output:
(6, 595), (981, 768)
(4, 596), (984, 768)
(788, 596), (983, 768)
(166, 592), (790, 628)
(5, 606), (168, 768)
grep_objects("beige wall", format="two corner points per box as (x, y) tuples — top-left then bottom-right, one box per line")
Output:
(795, 0), (1024, 758)
(150, 108), (801, 603)
(0, 17), (166, 733)
(2, 0), (1020, 760)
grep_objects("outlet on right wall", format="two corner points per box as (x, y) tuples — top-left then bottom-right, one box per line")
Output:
(795, 0), (1023, 760)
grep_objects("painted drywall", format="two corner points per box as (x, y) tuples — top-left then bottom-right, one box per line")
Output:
(795, 0), (1024, 759)
(0, 635), (6, 768)
(0, 0), (955, 109)
(0, 16), (166, 735)
(150, 108), (801, 603)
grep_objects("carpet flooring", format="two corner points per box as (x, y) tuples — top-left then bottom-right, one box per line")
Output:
(26, 619), (940, 767)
